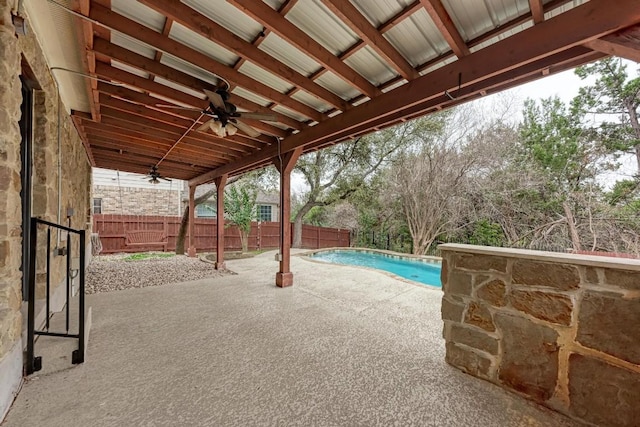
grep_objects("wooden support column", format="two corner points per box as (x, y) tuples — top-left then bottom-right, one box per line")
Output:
(214, 175), (228, 270)
(274, 148), (302, 287)
(187, 185), (197, 257)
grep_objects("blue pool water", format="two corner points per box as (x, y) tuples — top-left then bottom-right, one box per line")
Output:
(310, 250), (442, 287)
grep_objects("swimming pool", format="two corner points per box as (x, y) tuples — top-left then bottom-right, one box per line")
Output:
(308, 249), (442, 287)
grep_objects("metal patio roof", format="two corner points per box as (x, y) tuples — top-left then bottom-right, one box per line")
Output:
(26, 0), (640, 185)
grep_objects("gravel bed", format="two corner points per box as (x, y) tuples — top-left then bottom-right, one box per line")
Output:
(86, 254), (233, 294)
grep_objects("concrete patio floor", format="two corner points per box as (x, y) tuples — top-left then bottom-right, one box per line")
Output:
(3, 250), (583, 427)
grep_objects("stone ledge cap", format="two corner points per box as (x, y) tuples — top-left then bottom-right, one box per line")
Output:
(439, 244), (640, 271)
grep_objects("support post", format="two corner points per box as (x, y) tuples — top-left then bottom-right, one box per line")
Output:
(214, 175), (228, 270)
(187, 185), (197, 257)
(274, 148), (302, 287)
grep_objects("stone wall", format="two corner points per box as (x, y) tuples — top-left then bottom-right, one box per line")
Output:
(440, 244), (640, 427)
(0, 2), (91, 420)
(93, 185), (182, 216)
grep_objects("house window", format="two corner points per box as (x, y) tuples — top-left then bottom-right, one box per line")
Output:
(196, 203), (216, 217)
(257, 205), (272, 222)
(92, 198), (102, 214)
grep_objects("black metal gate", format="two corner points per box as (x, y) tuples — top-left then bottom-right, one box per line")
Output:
(26, 218), (86, 375)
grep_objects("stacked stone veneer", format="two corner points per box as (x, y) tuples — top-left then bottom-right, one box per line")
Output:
(0, 2), (92, 420)
(440, 244), (640, 426)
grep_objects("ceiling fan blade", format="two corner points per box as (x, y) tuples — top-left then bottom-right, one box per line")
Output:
(203, 89), (225, 109)
(237, 112), (277, 121)
(160, 176), (172, 182)
(197, 119), (214, 132)
(155, 104), (202, 111)
(233, 119), (261, 138)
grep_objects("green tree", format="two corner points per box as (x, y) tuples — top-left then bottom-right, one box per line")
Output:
(574, 58), (640, 171)
(224, 184), (256, 252)
(290, 117), (443, 247)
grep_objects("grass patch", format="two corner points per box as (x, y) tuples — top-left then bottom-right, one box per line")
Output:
(124, 252), (175, 262)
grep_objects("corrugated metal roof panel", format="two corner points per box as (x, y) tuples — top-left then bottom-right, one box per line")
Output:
(291, 90), (333, 113)
(230, 87), (271, 107)
(286, 0), (358, 55)
(180, 0), (263, 42)
(315, 72), (362, 101)
(111, 0), (166, 32)
(272, 105), (310, 123)
(259, 33), (322, 77)
(546, 0), (589, 19)
(344, 46), (398, 86)
(470, 21), (533, 53)
(111, 60), (149, 79)
(238, 62), (294, 94)
(351, 0), (415, 27)
(385, 10), (445, 67)
(159, 55), (221, 87)
(169, 22), (238, 67)
(153, 76), (206, 99)
(110, 33), (156, 60)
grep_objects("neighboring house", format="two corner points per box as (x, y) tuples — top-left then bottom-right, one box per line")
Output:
(92, 168), (184, 216)
(183, 182), (280, 222)
(92, 168), (279, 220)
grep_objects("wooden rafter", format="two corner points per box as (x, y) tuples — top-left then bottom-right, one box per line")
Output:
(419, 0), (470, 58)
(88, 3), (326, 122)
(139, 0), (349, 112)
(584, 25), (640, 63)
(529, 0), (545, 24)
(321, 0), (419, 81)
(228, 0), (382, 98)
(91, 38), (305, 132)
(190, 0), (640, 186)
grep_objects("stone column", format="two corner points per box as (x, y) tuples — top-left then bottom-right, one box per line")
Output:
(275, 148), (301, 287)
(214, 175), (227, 270)
(187, 185), (196, 257)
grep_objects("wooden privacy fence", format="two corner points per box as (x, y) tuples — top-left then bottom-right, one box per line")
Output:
(92, 214), (350, 254)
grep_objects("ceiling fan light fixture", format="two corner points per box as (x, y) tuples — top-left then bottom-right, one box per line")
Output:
(210, 120), (226, 137)
(226, 123), (237, 136)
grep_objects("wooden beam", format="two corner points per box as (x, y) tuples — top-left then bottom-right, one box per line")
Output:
(189, 0), (639, 186)
(75, 0), (100, 121)
(584, 26), (640, 62)
(228, 0), (382, 98)
(584, 38), (640, 62)
(187, 185), (196, 257)
(139, 0), (349, 112)
(92, 38), (305, 131)
(214, 175), (228, 270)
(529, 0), (545, 24)
(88, 3), (326, 122)
(419, 0), (470, 57)
(321, 0), (419, 81)
(275, 147), (302, 287)
(95, 81), (280, 145)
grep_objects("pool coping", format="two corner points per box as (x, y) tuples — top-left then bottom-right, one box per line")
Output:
(297, 247), (443, 290)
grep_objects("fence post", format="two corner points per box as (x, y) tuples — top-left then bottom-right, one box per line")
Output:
(386, 233), (390, 250)
(317, 226), (321, 249)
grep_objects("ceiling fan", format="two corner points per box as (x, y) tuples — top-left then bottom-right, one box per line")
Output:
(158, 89), (277, 138)
(145, 166), (171, 185)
